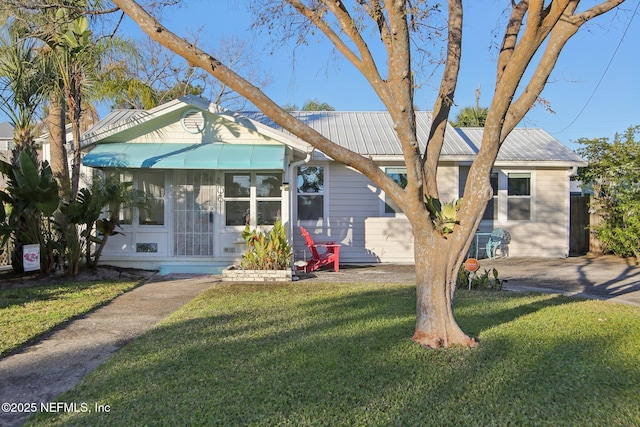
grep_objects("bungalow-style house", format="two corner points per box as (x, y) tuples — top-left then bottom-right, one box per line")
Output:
(79, 95), (586, 273)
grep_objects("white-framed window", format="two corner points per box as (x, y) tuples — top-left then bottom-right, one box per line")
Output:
(107, 170), (165, 226)
(459, 167), (534, 223)
(138, 171), (165, 226)
(507, 172), (531, 221)
(224, 173), (251, 226)
(384, 167), (407, 215)
(224, 172), (282, 227)
(256, 172), (283, 225)
(107, 170), (133, 225)
(296, 165), (324, 221)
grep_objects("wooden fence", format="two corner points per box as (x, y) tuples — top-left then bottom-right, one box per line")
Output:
(570, 194), (590, 256)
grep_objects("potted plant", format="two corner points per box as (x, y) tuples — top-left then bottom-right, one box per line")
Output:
(222, 220), (293, 282)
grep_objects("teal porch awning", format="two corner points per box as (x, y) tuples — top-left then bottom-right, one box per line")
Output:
(82, 143), (286, 170)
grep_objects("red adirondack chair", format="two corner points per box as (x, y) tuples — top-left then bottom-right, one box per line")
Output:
(299, 226), (340, 273)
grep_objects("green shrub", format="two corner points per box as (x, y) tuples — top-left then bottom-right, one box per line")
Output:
(240, 220), (292, 270)
(457, 265), (504, 290)
(576, 126), (640, 261)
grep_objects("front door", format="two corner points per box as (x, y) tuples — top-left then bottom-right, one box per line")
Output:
(173, 171), (217, 256)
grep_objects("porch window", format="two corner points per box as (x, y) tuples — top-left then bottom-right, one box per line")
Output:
(256, 173), (282, 225)
(107, 171), (133, 225)
(224, 172), (282, 226)
(297, 166), (324, 221)
(384, 167), (407, 214)
(138, 171), (165, 225)
(105, 170), (165, 226)
(225, 173), (250, 226)
(507, 173), (531, 220)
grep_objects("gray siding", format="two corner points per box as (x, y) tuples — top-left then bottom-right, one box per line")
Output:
(295, 163), (382, 263)
(297, 163), (461, 264)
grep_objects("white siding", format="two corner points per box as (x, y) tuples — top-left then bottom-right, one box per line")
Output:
(469, 168), (570, 258)
(105, 110), (277, 145)
(364, 217), (414, 263)
(436, 163), (459, 201)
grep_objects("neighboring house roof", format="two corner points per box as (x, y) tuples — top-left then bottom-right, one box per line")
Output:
(0, 122), (14, 139)
(36, 123), (73, 146)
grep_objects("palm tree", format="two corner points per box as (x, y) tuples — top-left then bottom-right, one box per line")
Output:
(0, 30), (48, 158)
(451, 105), (488, 127)
(451, 86), (487, 127)
(0, 29), (54, 272)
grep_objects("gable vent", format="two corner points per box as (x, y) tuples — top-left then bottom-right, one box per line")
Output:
(181, 109), (206, 134)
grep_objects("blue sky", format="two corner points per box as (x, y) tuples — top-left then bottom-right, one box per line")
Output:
(6, 1), (639, 152)
(129, 1), (640, 151)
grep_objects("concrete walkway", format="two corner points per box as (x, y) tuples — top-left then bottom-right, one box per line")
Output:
(0, 274), (217, 427)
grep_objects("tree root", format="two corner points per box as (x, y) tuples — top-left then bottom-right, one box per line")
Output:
(411, 331), (479, 349)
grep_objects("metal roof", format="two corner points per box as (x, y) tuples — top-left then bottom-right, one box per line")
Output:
(243, 111), (475, 157)
(456, 127), (586, 164)
(244, 111), (584, 164)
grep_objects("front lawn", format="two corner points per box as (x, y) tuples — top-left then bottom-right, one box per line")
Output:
(28, 281), (640, 426)
(0, 280), (142, 357)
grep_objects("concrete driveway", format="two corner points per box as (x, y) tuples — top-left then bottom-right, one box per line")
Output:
(306, 255), (640, 307)
(482, 255), (640, 307)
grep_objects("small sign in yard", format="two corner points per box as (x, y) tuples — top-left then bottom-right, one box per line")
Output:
(464, 258), (479, 273)
(23, 244), (40, 272)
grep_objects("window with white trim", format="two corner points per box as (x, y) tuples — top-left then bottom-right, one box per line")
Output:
(256, 173), (282, 225)
(297, 166), (324, 221)
(138, 171), (165, 225)
(459, 167), (533, 223)
(107, 170), (164, 226)
(225, 173), (250, 226)
(224, 172), (282, 226)
(507, 172), (531, 220)
(107, 171), (133, 225)
(384, 167), (407, 214)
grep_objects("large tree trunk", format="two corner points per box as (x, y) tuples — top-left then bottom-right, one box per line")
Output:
(48, 98), (71, 201)
(412, 228), (477, 348)
(68, 83), (83, 202)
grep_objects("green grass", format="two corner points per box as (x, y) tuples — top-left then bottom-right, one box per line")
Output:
(28, 282), (640, 426)
(0, 280), (142, 356)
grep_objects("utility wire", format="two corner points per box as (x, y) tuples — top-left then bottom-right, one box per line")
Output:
(553, 1), (639, 135)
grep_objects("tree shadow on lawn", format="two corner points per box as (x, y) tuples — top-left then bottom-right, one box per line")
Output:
(29, 284), (640, 426)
